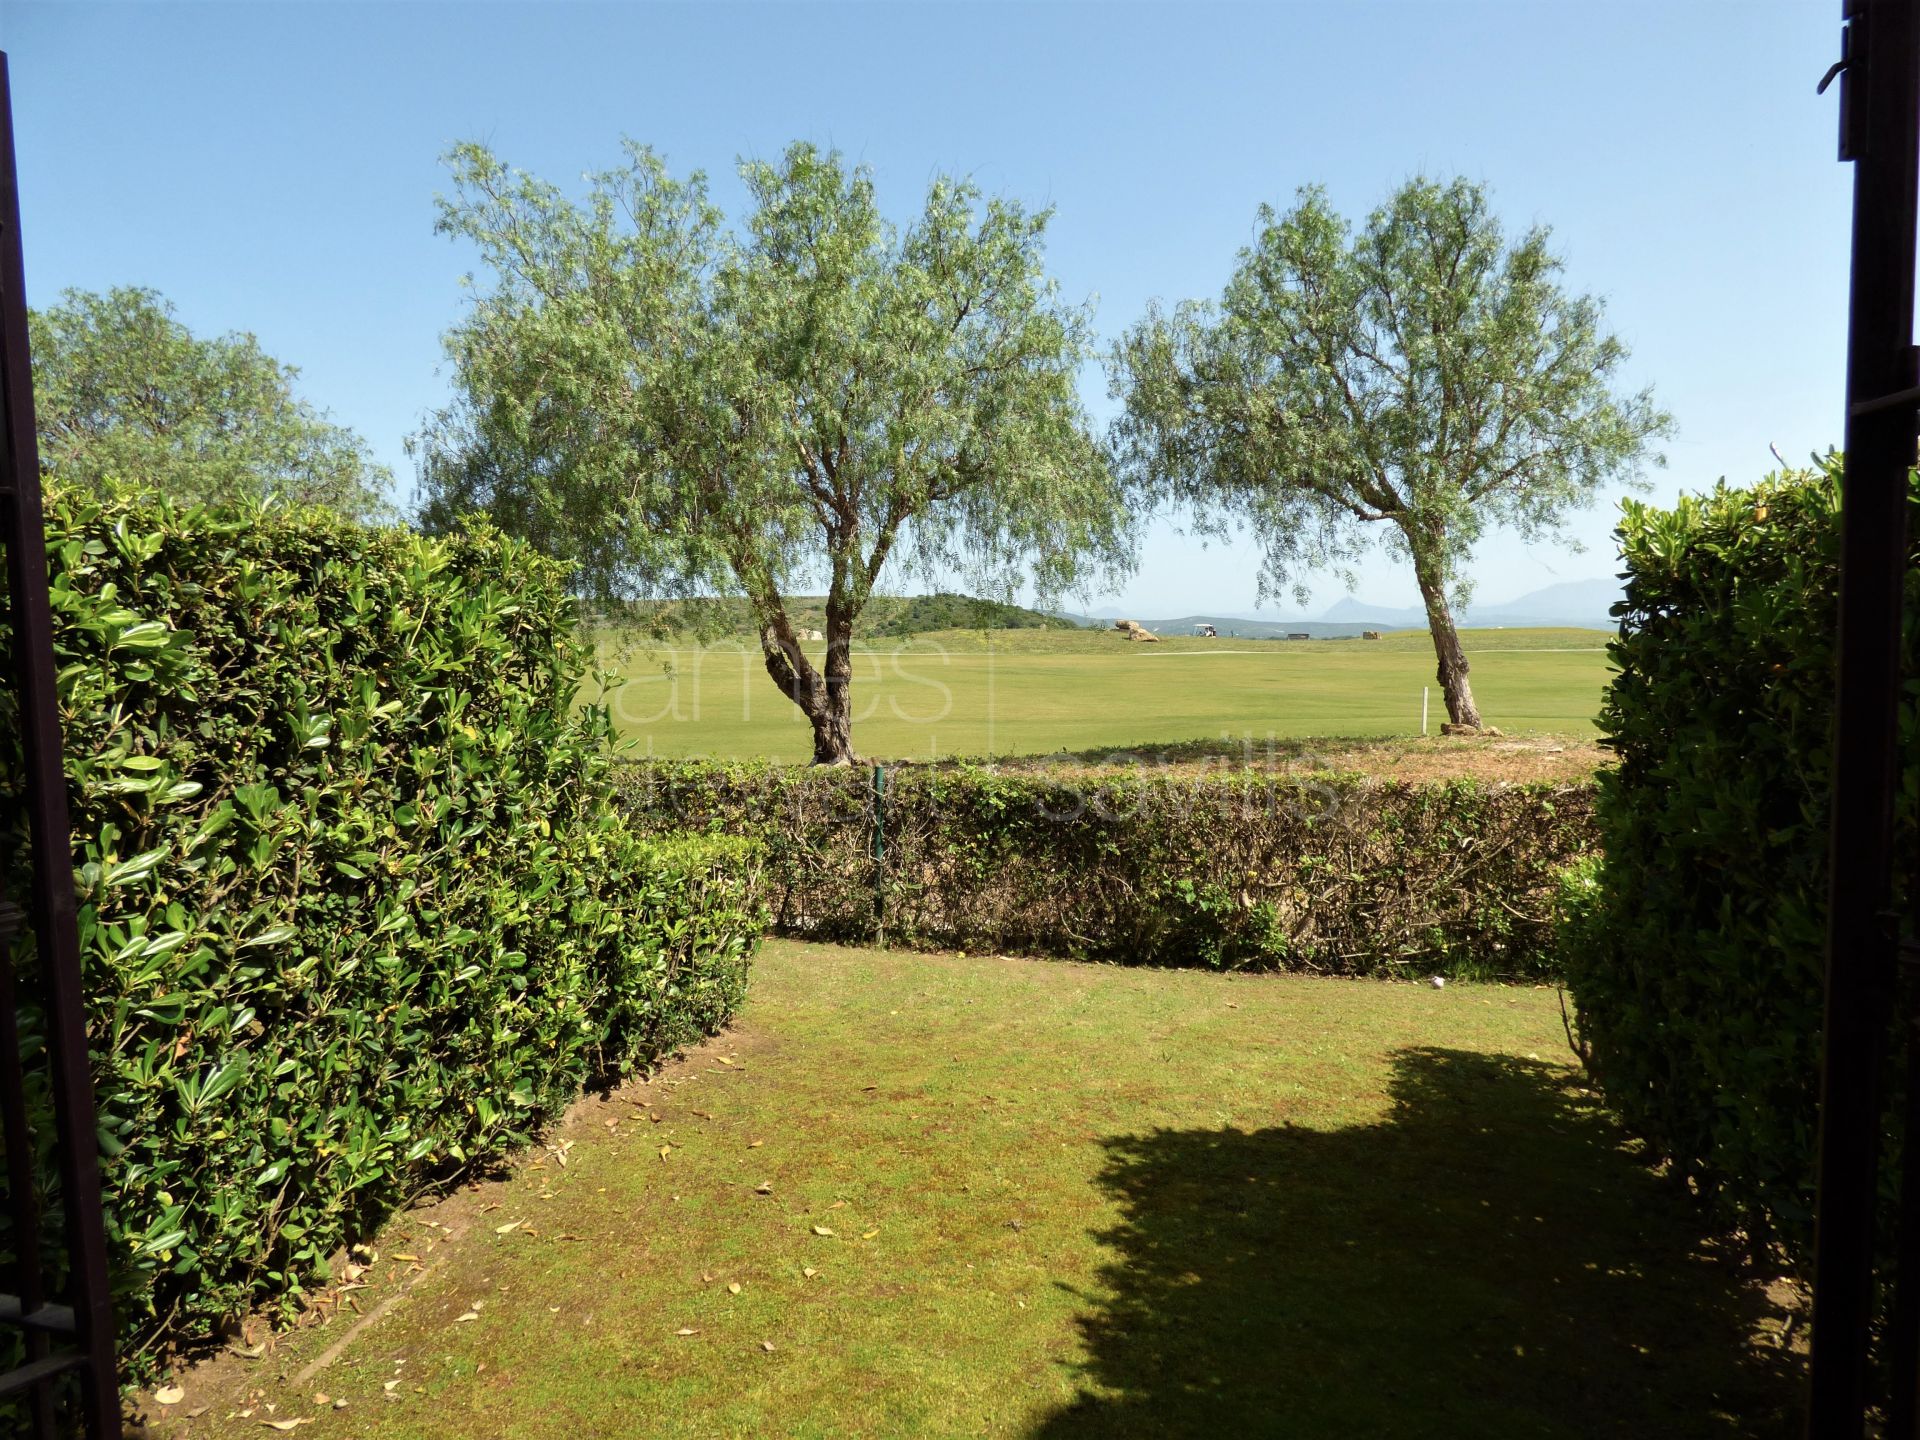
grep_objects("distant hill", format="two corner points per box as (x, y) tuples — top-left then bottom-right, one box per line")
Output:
(1053, 578), (1620, 636)
(1137, 614), (1381, 639)
(618, 592), (1076, 638)
(866, 592), (1076, 636)
(1321, 577), (1619, 631)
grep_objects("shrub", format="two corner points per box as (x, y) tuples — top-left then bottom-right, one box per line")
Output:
(0, 488), (764, 1366)
(616, 759), (1594, 978)
(1559, 457), (1918, 1283)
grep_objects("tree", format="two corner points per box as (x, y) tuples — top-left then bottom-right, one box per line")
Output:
(30, 287), (392, 521)
(418, 141), (1132, 763)
(1109, 177), (1671, 728)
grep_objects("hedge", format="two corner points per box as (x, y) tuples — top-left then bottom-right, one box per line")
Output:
(0, 489), (765, 1371)
(616, 759), (1595, 978)
(1559, 457), (1917, 1289)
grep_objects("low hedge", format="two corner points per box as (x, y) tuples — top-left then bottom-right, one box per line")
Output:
(1559, 458), (1917, 1291)
(0, 488), (764, 1370)
(616, 759), (1594, 978)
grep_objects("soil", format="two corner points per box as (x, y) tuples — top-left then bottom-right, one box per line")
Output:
(985, 734), (1608, 786)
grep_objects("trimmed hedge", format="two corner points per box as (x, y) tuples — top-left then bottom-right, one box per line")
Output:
(0, 489), (764, 1366)
(616, 759), (1594, 978)
(1560, 458), (1918, 1283)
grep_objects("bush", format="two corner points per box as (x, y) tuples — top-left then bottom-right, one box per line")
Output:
(865, 592), (1076, 636)
(0, 488), (765, 1365)
(1559, 458), (1918, 1282)
(616, 759), (1594, 978)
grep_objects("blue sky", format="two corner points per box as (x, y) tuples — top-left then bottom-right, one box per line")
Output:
(3, 1), (1851, 617)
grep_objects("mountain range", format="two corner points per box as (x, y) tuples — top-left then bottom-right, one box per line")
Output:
(1314, 578), (1620, 630)
(1067, 578), (1620, 634)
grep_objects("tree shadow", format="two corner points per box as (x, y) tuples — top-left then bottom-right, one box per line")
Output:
(1033, 1048), (1804, 1438)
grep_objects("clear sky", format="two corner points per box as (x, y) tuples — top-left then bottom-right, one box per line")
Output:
(2, 1), (1853, 617)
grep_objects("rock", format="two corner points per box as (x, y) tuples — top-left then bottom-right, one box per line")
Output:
(1440, 722), (1481, 737)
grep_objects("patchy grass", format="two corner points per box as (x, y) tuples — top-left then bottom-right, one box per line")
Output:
(149, 941), (1801, 1438)
(986, 731), (1607, 785)
(592, 626), (1610, 761)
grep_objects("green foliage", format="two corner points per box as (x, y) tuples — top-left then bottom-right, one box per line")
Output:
(1559, 457), (1916, 1285)
(865, 592), (1075, 637)
(0, 489), (765, 1364)
(417, 140), (1133, 761)
(29, 287), (394, 521)
(617, 759), (1594, 978)
(1109, 176), (1670, 726)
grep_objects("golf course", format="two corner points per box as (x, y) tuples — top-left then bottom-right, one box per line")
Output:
(593, 626), (1612, 762)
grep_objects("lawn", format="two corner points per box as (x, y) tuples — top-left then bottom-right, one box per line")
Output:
(155, 940), (1802, 1438)
(592, 626), (1610, 761)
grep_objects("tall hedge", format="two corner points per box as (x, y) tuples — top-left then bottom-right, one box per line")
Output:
(0, 489), (764, 1367)
(1560, 457), (1918, 1283)
(618, 759), (1594, 978)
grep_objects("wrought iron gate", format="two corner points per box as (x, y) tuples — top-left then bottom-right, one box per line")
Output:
(0, 48), (124, 1440)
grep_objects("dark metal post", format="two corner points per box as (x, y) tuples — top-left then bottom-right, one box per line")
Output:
(871, 764), (885, 938)
(0, 50), (123, 1437)
(1807, 0), (1920, 1433)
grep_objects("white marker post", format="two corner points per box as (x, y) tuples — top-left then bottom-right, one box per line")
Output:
(1421, 686), (1429, 736)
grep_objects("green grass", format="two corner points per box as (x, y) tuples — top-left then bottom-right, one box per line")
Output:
(591, 627), (1611, 761)
(169, 940), (1801, 1438)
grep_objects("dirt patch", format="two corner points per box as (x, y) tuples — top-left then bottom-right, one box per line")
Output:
(981, 734), (1607, 786)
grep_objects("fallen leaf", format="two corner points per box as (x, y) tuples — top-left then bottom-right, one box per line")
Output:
(728, 1282), (742, 1295)
(391, 1253), (419, 1263)
(455, 1311), (479, 1323)
(155, 1385), (185, 1406)
(675, 1327), (699, 1337)
(187, 1406), (210, 1419)
(260, 1421), (312, 1432)
(828, 1200), (846, 1210)
(755, 1182), (773, 1195)
(716, 1057), (736, 1066)
(802, 1267), (818, 1278)
(748, 1139), (763, 1148)
(383, 1380), (401, 1393)
(312, 1393), (330, 1407)
(658, 1145), (672, 1162)
(701, 1271), (715, 1283)
(229, 1342), (267, 1360)
(812, 1225), (835, 1237)
(494, 1220), (524, 1234)
(861, 1229), (879, 1240)
(760, 1340), (776, 1353)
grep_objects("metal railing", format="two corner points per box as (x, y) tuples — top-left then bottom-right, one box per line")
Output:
(1808, 0), (1920, 1434)
(0, 48), (123, 1440)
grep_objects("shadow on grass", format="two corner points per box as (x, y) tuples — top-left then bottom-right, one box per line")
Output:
(1034, 1048), (1803, 1438)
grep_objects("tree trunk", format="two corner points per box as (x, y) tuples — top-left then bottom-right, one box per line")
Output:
(1412, 552), (1484, 729)
(758, 617), (857, 766)
(815, 607), (856, 766)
